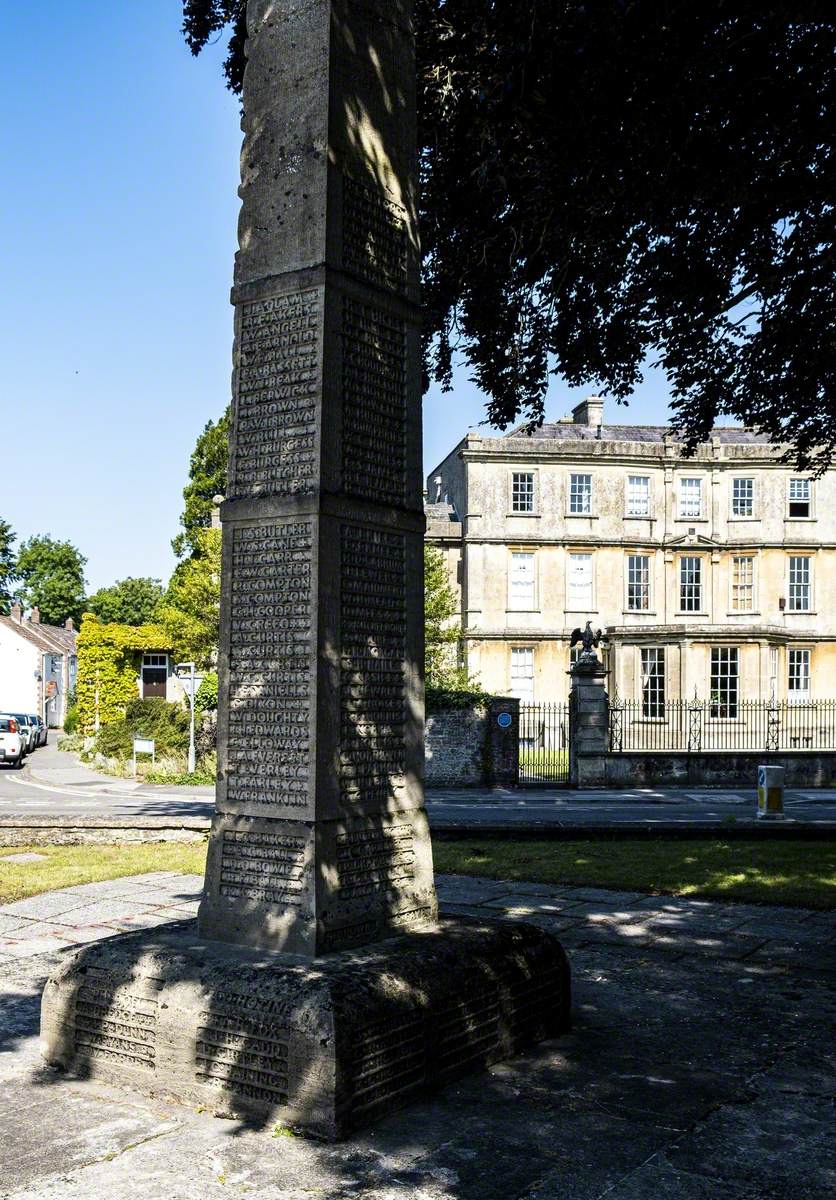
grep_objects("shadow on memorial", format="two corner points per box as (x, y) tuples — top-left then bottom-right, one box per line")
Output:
(36, 12), (571, 1143)
(36, 660), (568, 1138)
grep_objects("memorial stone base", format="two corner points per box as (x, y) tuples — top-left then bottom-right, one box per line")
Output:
(41, 917), (571, 1140)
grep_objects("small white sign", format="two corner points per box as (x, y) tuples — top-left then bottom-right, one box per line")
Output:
(133, 738), (155, 755)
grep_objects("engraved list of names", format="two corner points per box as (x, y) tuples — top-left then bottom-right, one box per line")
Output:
(231, 289), (322, 497)
(226, 521), (313, 808)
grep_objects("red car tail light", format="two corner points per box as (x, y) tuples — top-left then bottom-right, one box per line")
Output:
(9, 720), (18, 733)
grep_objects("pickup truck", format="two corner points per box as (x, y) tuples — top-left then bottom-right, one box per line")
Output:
(0, 715), (27, 768)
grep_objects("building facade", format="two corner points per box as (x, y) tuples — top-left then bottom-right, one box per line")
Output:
(426, 399), (836, 710)
(0, 605), (78, 727)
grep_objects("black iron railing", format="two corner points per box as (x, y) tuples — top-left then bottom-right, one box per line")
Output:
(519, 701), (571, 783)
(609, 697), (836, 752)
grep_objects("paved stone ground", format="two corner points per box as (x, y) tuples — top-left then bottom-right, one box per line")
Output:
(0, 874), (834, 1198)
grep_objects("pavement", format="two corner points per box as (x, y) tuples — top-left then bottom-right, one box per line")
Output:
(2, 745), (836, 834)
(0, 872), (833, 1198)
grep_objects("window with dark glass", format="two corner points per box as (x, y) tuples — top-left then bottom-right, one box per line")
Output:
(569, 473), (592, 514)
(511, 472), (534, 512)
(788, 478), (811, 518)
(710, 647), (739, 718)
(640, 647), (665, 717)
(731, 478), (754, 517)
(788, 556), (811, 610)
(627, 555), (650, 610)
(679, 556), (702, 611)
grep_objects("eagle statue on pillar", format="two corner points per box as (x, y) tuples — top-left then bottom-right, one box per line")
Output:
(570, 620), (604, 657)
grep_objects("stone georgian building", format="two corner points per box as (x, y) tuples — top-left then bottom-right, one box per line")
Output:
(425, 398), (836, 709)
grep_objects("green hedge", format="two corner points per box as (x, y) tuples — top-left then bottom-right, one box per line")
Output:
(425, 685), (490, 713)
(93, 698), (190, 759)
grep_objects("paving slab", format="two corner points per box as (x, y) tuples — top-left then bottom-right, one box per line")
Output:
(0, 875), (833, 1199)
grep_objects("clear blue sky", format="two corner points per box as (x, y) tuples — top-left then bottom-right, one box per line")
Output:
(0, 2), (674, 594)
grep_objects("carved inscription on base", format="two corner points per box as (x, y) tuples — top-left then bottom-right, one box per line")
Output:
(219, 828), (307, 906)
(73, 981), (158, 1069)
(320, 905), (435, 952)
(231, 289), (321, 498)
(196, 1007), (290, 1103)
(339, 525), (406, 806)
(227, 521), (312, 807)
(342, 298), (407, 506)
(336, 825), (415, 899)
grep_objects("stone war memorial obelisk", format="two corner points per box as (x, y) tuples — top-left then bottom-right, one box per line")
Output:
(40, 0), (570, 1137)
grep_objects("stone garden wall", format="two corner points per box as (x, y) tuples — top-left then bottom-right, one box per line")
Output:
(579, 749), (836, 788)
(425, 696), (519, 787)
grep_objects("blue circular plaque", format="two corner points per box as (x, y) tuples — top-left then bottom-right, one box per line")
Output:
(496, 711), (512, 729)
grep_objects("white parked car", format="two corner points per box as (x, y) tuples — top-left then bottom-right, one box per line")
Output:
(12, 713), (39, 753)
(0, 715), (27, 768)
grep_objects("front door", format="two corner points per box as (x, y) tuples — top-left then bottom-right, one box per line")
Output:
(141, 654), (168, 699)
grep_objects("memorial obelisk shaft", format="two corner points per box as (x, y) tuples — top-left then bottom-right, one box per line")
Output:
(198, 0), (437, 954)
(41, 0), (570, 1135)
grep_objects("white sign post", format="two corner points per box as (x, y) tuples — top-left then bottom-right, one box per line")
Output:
(175, 662), (204, 775)
(132, 737), (155, 778)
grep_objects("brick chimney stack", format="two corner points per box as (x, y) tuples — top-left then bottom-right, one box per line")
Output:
(31, 607), (40, 624)
(10, 602), (22, 623)
(65, 618), (75, 632)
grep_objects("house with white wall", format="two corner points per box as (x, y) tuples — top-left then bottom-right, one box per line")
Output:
(0, 604), (78, 727)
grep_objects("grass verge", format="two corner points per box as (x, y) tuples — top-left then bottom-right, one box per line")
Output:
(433, 837), (836, 909)
(0, 843), (208, 905)
(1, 837), (833, 910)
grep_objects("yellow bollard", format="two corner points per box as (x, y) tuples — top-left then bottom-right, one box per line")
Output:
(757, 765), (785, 820)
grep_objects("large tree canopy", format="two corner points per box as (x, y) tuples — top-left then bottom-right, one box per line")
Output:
(86, 577), (164, 626)
(171, 407), (230, 559)
(15, 536), (87, 627)
(183, 2), (836, 466)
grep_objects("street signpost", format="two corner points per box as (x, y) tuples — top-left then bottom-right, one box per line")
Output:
(175, 662), (203, 775)
(132, 737), (155, 777)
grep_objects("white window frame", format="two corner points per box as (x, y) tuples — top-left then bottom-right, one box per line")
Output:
(510, 646), (535, 702)
(678, 477), (703, 519)
(730, 477), (755, 519)
(639, 647), (666, 718)
(626, 554), (651, 611)
(788, 477), (813, 519)
(510, 471), (536, 514)
(710, 647), (739, 719)
(568, 472), (592, 515)
(142, 653), (168, 669)
(507, 549), (537, 611)
(787, 555), (812, 611)
(730, 555), (755, 613)
(679, 556), (703, 612)
(567, 551), (595, 611)
(626, 475), (651, 518)
(788, 648), (811, 702)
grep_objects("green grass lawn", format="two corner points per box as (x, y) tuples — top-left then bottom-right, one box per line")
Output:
(433, 837), (836, 909)
(1, 837), (833, 910)
(0, 842), (208, 906)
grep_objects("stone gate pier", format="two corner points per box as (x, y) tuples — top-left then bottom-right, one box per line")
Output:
(40, 0), (570, 1137)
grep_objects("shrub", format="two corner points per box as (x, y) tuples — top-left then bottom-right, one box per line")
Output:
(425, 684), (490, 713)
(63, 705), (81, 735)
(93, 698), (190, 760)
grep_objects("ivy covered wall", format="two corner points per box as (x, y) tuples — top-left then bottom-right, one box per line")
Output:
(76, 616), (170, 732)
